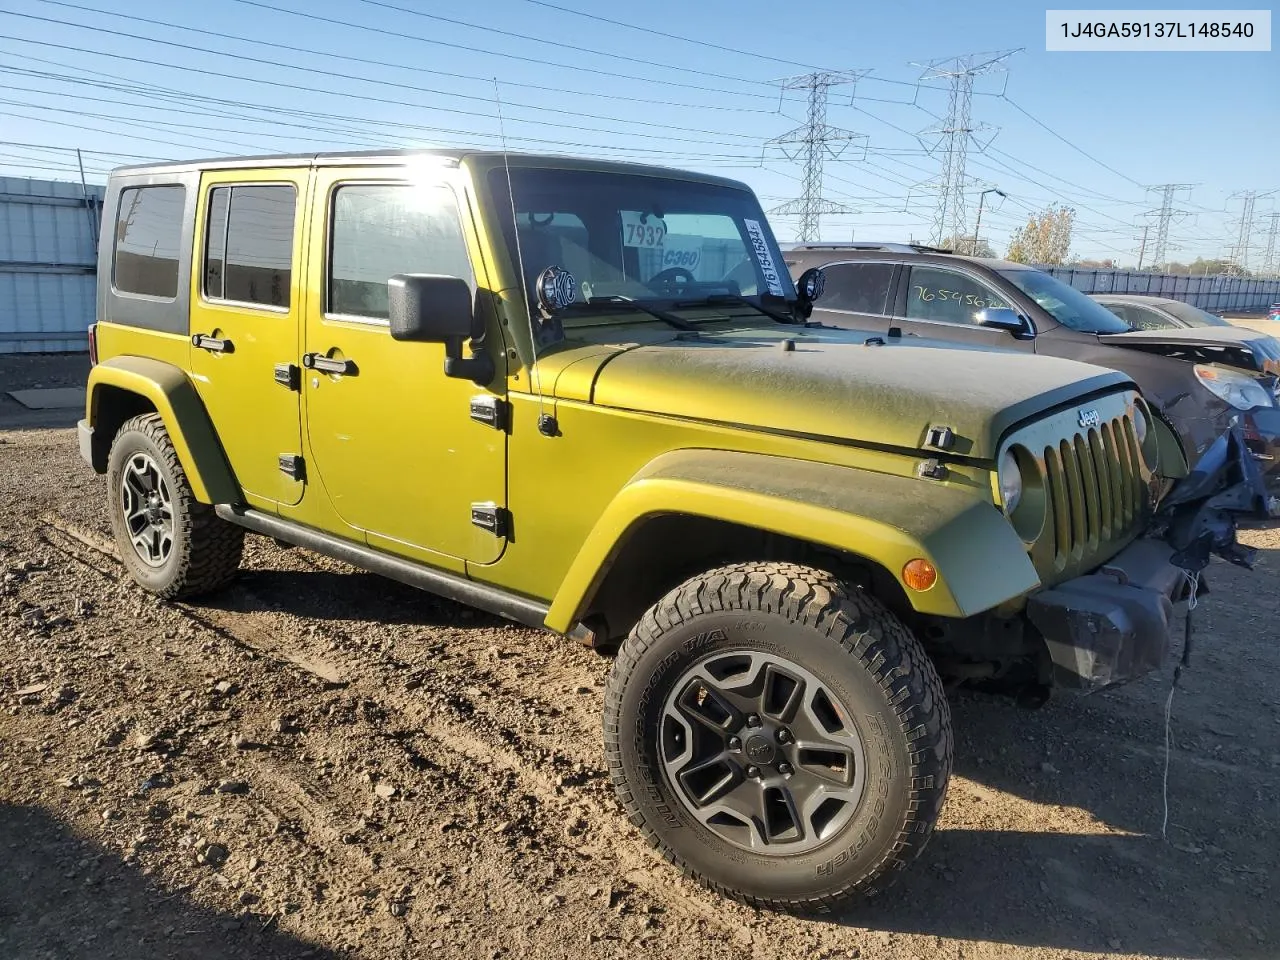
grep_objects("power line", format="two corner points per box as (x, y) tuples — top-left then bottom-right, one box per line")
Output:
(766, 72), (867, 242)
(228, 0), (775, 100)
(30, 0), (780, 117)
(517, 0), (830, 70)
(915, 50), (1017, 245)
(0, 10), (770, 145)
(998, 94), (1145, 189)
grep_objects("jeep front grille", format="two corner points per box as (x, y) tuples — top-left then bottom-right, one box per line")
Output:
(1042, 414), (1144, 569)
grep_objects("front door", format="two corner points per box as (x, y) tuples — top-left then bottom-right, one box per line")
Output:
(188, 169), (309, 509)
(895, 264), (1035, 352)
(301, 167), (507, 566)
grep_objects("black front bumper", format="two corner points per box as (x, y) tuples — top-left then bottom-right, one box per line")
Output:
(1026, 539), (1187, 690)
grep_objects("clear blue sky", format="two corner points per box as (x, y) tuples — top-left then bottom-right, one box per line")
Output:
(0, 0), (1275, 265)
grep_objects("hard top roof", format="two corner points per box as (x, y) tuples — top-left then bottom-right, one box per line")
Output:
(108, 148), (752, 191)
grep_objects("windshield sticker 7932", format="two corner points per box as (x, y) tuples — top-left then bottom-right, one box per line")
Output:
(743, 219), (785, 296)
(620, 211), (667, 248)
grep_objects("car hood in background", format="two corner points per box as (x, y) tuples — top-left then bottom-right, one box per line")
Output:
(1097, 326), (1280, 376)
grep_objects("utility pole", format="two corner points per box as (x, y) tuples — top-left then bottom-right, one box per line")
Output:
(767, 71), (867, 242)
(1137, 223), (1150, 270)
(971, 187), (1005, 255)
(915, 50), (1018, 246)
(1143, 183), (1195, 271)
(1259, 212), (1280, 278)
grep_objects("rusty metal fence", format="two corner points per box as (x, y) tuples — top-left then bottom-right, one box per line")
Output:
(1038, 265), (1280, 313)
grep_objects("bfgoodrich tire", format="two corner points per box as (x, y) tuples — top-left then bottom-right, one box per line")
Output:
(106, 413), (244, 599)
(603, 562), (952, 913)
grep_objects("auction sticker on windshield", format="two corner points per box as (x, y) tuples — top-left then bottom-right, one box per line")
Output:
(620, 211), (667, 248)
(744, 219), (785, 296)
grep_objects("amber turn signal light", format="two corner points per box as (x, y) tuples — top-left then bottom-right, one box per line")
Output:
(902, 558), (938, 592)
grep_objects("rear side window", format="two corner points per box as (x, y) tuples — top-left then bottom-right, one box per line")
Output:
(113, 185), (186, 299)
(906, 266), (1009, 324)
(328, 183), (472, 321)
(203, 184), (296, 308)
(817, 262), (894, 314)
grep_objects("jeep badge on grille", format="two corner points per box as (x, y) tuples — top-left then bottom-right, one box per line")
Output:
(1078, 408), (1101, 429)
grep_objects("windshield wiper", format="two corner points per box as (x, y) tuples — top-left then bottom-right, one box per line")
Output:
(573, 295), (698, 331)
(673, 292), (797, 325)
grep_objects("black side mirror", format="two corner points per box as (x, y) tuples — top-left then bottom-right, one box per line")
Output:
(794, 267), (826, 320)
(388, 274), (494, 384)
(974, 307), (1029, 336)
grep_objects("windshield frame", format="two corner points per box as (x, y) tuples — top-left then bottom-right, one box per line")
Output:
(997, 268), (1133, 334)
(480, 163), (796, 322)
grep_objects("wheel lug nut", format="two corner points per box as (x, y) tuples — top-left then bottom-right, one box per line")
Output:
(745, 766), (760, 779)
(728, 737), (741, 750)
(779, 763), (794, 777)
(776, 729), (791, 744)
(745, 714), (761, 728)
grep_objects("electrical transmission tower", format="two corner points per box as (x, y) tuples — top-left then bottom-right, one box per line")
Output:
(915, 50), (1017, 246)
(1260, 212), (1280, 278)
(1143, 184), (1195, 271)
(767, 72), (867, 242)
(1226, 190), (1277, 274)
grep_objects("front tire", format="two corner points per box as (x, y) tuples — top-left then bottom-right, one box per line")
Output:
(106, 413), (244, 599)
(603, 562), (952, 912)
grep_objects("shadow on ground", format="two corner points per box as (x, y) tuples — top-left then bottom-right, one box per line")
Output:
(209, 567), (508, 630)
(831, 827), (1273, 959)
(0, 805), (336, 960)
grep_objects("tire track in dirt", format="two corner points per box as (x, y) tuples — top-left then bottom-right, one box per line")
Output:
(30, 515), (778, 957)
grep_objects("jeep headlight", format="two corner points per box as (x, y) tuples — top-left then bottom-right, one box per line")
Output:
(1193, 364), (1276, 411)
(999, 449), (1023, 514)
(1133, 403), (1158, 469)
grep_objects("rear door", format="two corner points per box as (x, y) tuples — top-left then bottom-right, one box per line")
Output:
(806, 260), (896, 335)
(300, 166), (507, 567)
(895, 263), (1034, 352)
(188, 169), (309, 509)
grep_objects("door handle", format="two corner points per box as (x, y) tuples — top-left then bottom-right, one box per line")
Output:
(192, 333), (233, 353)
(302, 353), (357, 376)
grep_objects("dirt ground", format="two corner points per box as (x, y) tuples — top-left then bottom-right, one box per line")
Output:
(1, 354), (1278, 960)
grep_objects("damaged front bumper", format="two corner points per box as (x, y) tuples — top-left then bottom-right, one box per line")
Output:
(1243, 406), (1280, 499)
(1026, 425), (1265, 690)
(1026, 539), (1189, 690)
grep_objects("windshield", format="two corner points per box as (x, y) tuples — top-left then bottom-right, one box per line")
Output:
(998, 268), (1132, 334)
(488, 167), (793, 318)
(1161, 300), (1231, 327)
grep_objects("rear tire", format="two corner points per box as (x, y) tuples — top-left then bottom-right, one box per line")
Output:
(106, 413), (243, 599)
(603, 561), (952, 913)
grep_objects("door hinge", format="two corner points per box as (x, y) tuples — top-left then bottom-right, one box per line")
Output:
(278, 454), (305, 482)
(469, 395), (509, 431)
(274, 362), (301, 391)
(470, 502), (510, 538)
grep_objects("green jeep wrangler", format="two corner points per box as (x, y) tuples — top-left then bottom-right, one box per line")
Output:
(82, 149), (1194, 911)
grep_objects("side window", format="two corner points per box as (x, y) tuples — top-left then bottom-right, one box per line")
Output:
(113, 185), (186, 299)
(203, 184), (296, 308)
(817, 263), (894, 315)
(1121, 305), (1172, 330)
(906, 266), (1009, 324)
(329, 183), (472, 321)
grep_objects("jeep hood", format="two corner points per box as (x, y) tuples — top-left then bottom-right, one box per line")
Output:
(1096, 326), (1280, 376)
(570, 328), (1132, 460)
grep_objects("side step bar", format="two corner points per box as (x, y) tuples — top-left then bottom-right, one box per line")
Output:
(215, 505), (571, 636)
